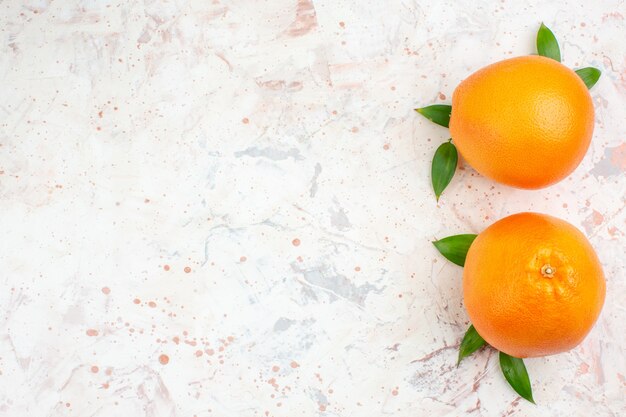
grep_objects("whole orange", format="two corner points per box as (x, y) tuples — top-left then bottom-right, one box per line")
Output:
(449, 56), (594, 189)
(463, 212), (605, 358)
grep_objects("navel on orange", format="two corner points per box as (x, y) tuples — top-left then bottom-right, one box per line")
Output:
(463, 212), (605, 358)
(449, 56), (594, 189)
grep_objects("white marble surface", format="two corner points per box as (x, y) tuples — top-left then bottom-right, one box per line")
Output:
(1, 0), (625, 416)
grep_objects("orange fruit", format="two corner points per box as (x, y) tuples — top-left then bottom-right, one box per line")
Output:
(463, 212), (605, 358)
(449, 55), (594, 189)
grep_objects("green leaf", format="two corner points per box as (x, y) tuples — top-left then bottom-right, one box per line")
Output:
(536, 23), (561, 62)
(499, 352), (535, 404)
(432, 234), (477, 267)
(457, 325), (486, 366)
(415, 104), (452, 128)
(431, 140), (458, 201)
(575, 67), (601, 89)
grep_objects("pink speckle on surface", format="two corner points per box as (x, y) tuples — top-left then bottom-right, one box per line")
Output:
(610, 143), (626, 170)
(284, 0), (318, 37)
(592, 210), (604, 225)
(184, 266), (191, 273)
(290, 361), (299, 368)
(86, 329), (99, 337)
(267, 378), (278, 390)
(101, 287), (110, 294)
(292, 238), (301, 246)
(159, 354), (169, 365)
(91, 365), (99, 373)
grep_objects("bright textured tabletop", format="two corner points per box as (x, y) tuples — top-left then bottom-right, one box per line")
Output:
(1, 1), (625, 416)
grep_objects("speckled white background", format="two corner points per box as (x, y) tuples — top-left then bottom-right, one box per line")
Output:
(0, 0), (624, 416)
